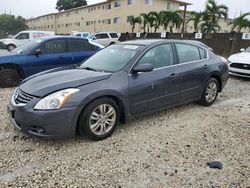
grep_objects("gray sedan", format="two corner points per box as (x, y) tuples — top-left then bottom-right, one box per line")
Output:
(8, 39), (229, 140)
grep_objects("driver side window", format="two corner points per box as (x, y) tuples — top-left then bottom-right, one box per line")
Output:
(137, 44), (174, 69)
(15, 33), (30, 40)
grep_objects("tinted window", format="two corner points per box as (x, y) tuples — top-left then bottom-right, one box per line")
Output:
(40, 39), (66, 54)
(199, 48), (207, 59)
(176, 43), (201, 63)
(110, 33), (118, 38)
(138, 44), (174, 69)
(69, 39), (93, 52)
(76, 34), (81, 37)
(15, 33), (29, 40)
(95, 33), (109, 39)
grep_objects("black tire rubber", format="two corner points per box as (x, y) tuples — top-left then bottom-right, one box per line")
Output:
(199, 78), (219, 106)
(0, 68), (20, 88)
(7, 44), (16, 51)
(78, 97), (120, 141)
(109, 42), (115, 46)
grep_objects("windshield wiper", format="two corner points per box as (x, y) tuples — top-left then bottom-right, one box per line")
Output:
(81, 66), (98, 71)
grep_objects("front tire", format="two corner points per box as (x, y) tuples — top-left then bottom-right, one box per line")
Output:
(0, 68), (20, 87)
(7, 44), (16, 51)
(78, 98), (120, 141)
(200, 78), (219, 106)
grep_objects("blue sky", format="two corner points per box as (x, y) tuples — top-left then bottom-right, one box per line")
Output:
(0, 0), (249, 19)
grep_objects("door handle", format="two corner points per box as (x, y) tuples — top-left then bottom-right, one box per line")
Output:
(170, 73), (177, 79)
(203, 65), (208, 69)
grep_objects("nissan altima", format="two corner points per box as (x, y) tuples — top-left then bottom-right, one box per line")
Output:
(8, 40), (229, 140)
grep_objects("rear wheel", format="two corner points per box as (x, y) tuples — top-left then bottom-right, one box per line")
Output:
(7, 44), (16, 51)
(200, 78), (219, 106)
(0, 68), (20, 87)
(78, 98), (120, 141)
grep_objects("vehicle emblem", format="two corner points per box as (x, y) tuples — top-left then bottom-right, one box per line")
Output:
(243, 64), (249, 68)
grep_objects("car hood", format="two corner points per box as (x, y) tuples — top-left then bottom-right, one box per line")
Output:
(20, 68), (112, 97)
(229, 52), (250, 64)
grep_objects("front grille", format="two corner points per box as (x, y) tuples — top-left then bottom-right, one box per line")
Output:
(230, 63), (250, 70)
(15, 89), (35, 104)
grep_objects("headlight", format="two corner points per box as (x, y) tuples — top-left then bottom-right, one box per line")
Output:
(34, 88), (79, 110)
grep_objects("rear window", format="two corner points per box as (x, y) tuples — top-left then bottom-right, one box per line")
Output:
(110, 33), (118, 38)
(199, 48), (207, 59)
(175, 43), (201, 64)
(69, 39), (94, 52)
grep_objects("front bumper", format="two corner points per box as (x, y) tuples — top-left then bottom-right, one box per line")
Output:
(7, 98), (79, 139)
(229, 65), (250, 78)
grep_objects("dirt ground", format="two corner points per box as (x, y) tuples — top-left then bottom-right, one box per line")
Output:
(0, 76), (249, 188)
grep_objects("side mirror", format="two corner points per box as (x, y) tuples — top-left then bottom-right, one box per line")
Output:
(34, 49), (42, 56)
(240, 48), (245, 52)
(132, 63), (153, 74)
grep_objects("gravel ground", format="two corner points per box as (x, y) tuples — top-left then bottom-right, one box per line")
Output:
(0, 77), (249, 188)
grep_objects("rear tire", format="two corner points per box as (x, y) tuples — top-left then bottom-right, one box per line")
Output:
(199, 78), (219, 106)
(0, 68), (20, 87)
(7, 44), (16, 51)
(78, 97), (120, 141)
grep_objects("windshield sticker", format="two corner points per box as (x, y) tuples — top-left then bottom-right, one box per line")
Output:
(124, 45), (138, 50)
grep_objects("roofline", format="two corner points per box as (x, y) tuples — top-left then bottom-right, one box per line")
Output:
(26, 0), (191, 21)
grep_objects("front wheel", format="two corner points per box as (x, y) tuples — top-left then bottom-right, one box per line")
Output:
(7, 44), (16, 51)
(78, 98), (120, 141)
(200, 78), (219, 106)
(0, 68), (20, 87)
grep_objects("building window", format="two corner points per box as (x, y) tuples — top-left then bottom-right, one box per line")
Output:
(145, 0), (153, 5)
(106, 4), (111, 9)
(167, 1), (171, 10)
(128, 0), (135, 5)
(114, 17), (120, 24)
(114, 0), (121, 7)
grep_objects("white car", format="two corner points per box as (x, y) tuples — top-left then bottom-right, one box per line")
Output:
(92, 32), (120, 46)
(228, 47), (250, 78)
(0, 31), (55, 51)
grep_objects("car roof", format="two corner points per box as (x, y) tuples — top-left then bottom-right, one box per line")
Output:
(121, 39), (209, 49)
(37, 36), (89, 41)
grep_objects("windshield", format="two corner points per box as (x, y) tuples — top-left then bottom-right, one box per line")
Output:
(245, 47), (250, 52)
(12, 39), (42, 54)
(80, 44), (141, 72)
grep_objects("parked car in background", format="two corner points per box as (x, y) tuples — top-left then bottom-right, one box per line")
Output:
(0, 31), (55, 51)
(72, 32), (93, 39)
(8, 40), (228, 140)
(0, 36), (103, 87)
(228, 47), (250, 78)
(92, 32), (120, 46)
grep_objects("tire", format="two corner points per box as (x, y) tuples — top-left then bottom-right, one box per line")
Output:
(0, 68), (20, 88)
(7, 44), (16, 51)
(78, 97), (120, 141)
(109, 42), (115, 46)
(199, 78), (219, 106)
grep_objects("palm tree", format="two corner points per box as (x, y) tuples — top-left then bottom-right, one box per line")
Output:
(169, 10), (183, 33)
(140, 13), (150, 33)
(159, 10), (182, 33)
(187, 11), (204, 32)
(129, 16), (142, 34)
(159, 11), (171, 31)
(231, 12), (250, 32)
(200, 22), (221, 33)
(202, 0), (228, 33)
(148, 11), (161, 33)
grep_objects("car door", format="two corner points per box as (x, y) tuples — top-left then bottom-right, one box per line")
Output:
(14, 32), (30, 46)
(174, 43), (209, 102)
(94, 33), (110, 46)
(26, 38), (67, 76)
(128, 43), (179, 114)
(68, 38), (98, 65)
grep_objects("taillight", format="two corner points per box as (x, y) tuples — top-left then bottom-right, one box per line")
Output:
(219, 56), (229, 66)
